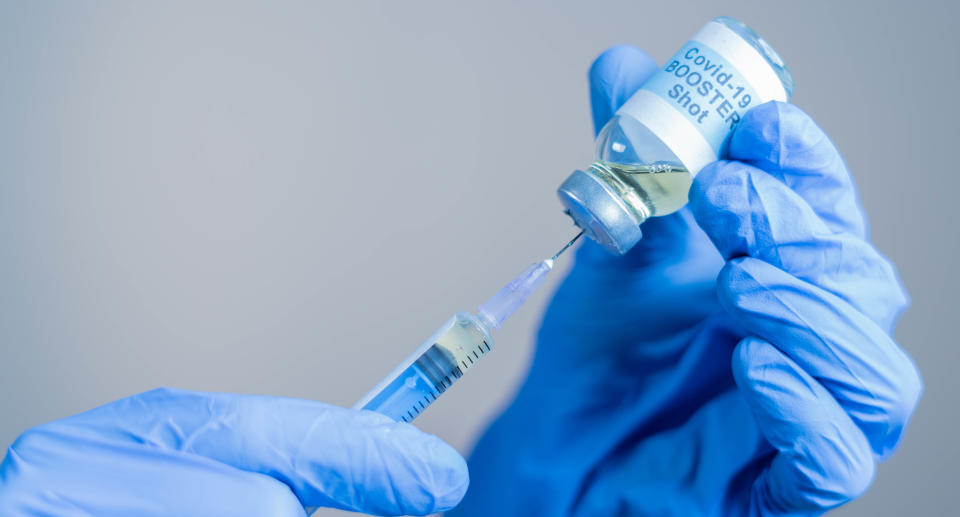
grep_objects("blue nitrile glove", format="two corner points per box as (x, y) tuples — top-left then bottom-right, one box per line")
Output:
(0, 388), (468, 516)
(452, 46), (922, 516)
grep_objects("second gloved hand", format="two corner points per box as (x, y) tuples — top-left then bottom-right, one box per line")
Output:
(0, 388), (468, 516)
(454, 46), (922, 516)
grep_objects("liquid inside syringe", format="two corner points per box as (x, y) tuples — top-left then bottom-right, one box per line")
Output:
(354, 231), (583, 422)
(354, 311), (494, 422)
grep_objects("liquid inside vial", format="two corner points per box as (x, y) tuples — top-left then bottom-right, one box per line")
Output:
(586, 160), (692, 220)
(603, 161), (692, 217)
(592, 112), (693, 221)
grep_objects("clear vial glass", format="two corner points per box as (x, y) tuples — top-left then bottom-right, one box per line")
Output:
(558, 16), (794, 254)
(593, 16), (794, 221)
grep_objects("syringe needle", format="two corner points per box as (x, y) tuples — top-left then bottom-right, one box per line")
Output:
(476, 230), (585, 331)
(550, 230), (584, 262)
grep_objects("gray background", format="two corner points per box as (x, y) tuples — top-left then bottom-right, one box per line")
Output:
(0, 1), (955, 515)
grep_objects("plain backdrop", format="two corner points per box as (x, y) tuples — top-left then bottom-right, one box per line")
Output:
(0, 1), (956, 515)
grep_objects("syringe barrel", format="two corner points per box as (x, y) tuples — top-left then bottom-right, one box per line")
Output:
(354, 311), (493, 422)
(355, 259), (558, 422)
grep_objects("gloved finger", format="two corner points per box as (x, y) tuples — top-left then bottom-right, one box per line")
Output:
(3, 430), (306, 517)
(732, 336), (876, 514)
(690, 158), (907, 332)
(589, 45), (657, 134)
(51, 388), (469, 516)
(719, 257), (922, 458)
(727, 101), (867, 238)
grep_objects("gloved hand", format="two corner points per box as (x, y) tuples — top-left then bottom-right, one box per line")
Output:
(0, 388), (468, 516)
(452, 46), (922, 516)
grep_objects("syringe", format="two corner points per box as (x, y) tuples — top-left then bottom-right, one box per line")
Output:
(353, 231), (583, 422)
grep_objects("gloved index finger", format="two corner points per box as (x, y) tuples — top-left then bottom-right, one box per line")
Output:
(49, 388), (469, 516)
(690, 157), (906, 331)
(727, 101), (867, 238)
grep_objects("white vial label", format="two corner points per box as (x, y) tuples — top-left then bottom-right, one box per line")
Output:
(641, 42), (761, 155)
(617, 20), (789, 175)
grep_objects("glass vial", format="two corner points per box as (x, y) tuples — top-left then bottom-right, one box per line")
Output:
(557, 16), (794, 254)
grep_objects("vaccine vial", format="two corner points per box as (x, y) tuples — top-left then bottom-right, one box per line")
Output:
(557, 16), (794, 254)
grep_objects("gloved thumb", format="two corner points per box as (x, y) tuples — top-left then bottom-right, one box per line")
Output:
(42, 388), (469, 515)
